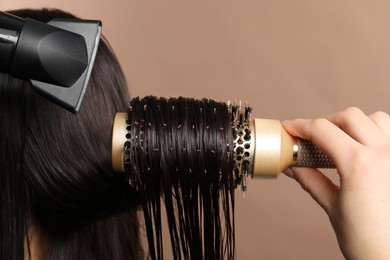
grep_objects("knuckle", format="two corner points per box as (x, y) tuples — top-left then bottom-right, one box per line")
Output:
(311, 118), (329, 131)
(349, 147), (371, 171)
(370, 111), (389, 121)
(296, 173), (311, 192)
(343, 106), (364, 117)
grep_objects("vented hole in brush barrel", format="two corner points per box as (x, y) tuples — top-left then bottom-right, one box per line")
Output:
(244, 129), (251, 141)
(236, 146), (244, 154)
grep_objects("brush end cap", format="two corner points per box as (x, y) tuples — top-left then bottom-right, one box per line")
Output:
(112, 112), (127, 172)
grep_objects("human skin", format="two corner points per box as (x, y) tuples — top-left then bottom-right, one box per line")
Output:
(282, 107), (390, 260)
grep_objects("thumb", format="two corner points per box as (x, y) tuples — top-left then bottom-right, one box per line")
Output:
(284, 167), (339, 215)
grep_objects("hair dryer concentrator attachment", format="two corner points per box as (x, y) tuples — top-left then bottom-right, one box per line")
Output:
(0, 11), (102, 113)
(111, 98), (335, 191)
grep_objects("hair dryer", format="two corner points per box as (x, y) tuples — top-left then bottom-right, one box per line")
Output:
(0, 11), (101, 113)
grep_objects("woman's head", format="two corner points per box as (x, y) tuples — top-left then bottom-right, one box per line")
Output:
(0, 8), (141, 259)
(0, 8), (236, 260)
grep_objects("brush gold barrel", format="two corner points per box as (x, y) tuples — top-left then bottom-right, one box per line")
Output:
(251, 118), (298, 177)
(250, 119), (335, 178)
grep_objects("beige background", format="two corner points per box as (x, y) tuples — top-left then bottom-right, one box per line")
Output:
(3, 1), (390, 259)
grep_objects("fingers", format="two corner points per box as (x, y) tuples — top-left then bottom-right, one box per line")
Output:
(327, 107), (385, 146)
(283, 108), (390, 169)
(369, 111), (390, 141)
(283, 117), (361, 168)
(283, 167), (339, 214)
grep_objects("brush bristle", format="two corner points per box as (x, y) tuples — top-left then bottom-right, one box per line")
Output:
(228, 101), (253, 192)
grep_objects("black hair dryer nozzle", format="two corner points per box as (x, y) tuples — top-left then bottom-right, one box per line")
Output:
(0, 11), (102, 113)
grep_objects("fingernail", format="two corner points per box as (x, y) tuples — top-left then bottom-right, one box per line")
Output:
(283, 167), (295, 178)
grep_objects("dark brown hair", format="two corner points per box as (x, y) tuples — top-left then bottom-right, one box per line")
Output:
(1, 9), (237, 260)
(125, 96), (236, 259)
(0, 8), (141, 260)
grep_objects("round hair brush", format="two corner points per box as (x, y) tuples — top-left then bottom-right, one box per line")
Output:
(112, 96), (334, 192)
(111, 96), (334, 259)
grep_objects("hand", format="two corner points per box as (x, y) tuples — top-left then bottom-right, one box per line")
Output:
(282, 107), (390, 260)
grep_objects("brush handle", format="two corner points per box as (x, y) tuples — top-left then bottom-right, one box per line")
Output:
(251, 119), (335, 177)
(295, 139), (335, 168)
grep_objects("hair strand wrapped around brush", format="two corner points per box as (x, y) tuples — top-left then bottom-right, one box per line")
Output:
(124, 96), (236, 260)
